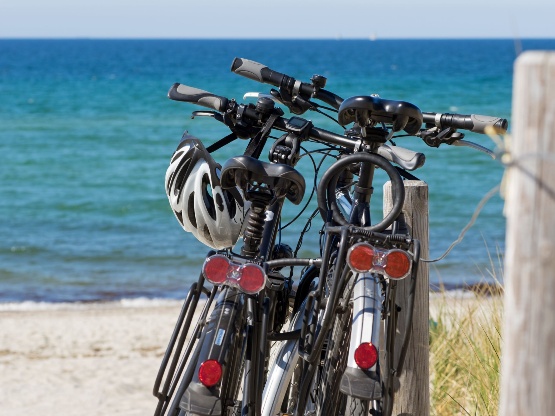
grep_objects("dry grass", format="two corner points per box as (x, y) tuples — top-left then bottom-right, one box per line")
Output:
(430, 282), (503, 415)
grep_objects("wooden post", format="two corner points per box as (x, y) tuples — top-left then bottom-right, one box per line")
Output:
(384, 180), (430, 416)
(500, 52), (555, 415)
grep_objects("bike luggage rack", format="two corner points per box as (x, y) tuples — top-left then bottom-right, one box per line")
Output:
(153, 271), (218, 416)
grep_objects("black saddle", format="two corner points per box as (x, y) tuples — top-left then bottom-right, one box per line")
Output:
(338, 96), (423, 135)
(221, 156), (306, 205)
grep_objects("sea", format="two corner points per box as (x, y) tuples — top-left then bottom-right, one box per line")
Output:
(1, 38), (554, 306)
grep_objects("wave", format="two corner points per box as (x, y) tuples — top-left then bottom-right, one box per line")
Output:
(0, 297), (185, 312)
(0, 280), (502, 312)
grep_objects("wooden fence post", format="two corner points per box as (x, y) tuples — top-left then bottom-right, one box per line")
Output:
(500, 52), (555, 415)
(384, 180), (430, 416)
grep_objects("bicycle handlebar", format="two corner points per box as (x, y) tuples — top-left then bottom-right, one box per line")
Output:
(168, 80), (505, 168)
(231, 58), (287, 87)
(230, 58), (507, 136)
(168, 83), (229, 112)
(192, 95), (424, 170)
(422, 112), (508, 134)
(231, 57), (344, 110)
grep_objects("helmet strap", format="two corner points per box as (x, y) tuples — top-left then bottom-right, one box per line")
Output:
(206, 132), (238, 154)
(244, 113), (281, 159)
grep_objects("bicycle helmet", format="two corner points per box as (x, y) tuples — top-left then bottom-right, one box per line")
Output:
(165, 134), (249, 249)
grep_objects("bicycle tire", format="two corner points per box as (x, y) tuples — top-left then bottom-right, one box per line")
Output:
(318, 267), (363, 416)
(261, 292), (334, 416)
(320, 267), (395, 416)
(261, 300), (307, 416)
(285, 305), (323, 416)
(220, 322), (246, 416)
(283, 259), (358, 416)
(283, 266), (356, 416)
(345, 398), (369, 416)
(167, 287), (246, 416)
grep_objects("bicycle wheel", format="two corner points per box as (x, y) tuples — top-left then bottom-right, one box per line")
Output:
(164, 337), (203, 416)
(277, 259), (355, 416)
(274, 262), (353, 416)
(319, 268), (389, 416)
(170, 287), (246, 416)
(155, 284), (215, 416)
(261, 299), (308, 416)
(173, 328), (245, 416)
(317, 267), (358, 416)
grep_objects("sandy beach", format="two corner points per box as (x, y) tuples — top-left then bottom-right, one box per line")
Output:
(0, 301), (185, 416)
(0, 293), (494, 415)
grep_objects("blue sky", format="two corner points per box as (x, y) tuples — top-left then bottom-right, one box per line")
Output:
(0, 0), (553, 39)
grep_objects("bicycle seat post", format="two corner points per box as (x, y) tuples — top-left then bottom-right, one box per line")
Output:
(241, 192), (274, 258)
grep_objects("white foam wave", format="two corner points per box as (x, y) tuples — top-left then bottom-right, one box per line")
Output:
(0, 297), (184, 312)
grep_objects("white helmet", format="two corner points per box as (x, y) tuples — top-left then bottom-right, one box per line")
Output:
(165, 134), (249, 249)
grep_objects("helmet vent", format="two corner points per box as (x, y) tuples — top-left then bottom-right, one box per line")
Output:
(166, 171), (174, 194)
(187, 192), (197, 228)
(165, 136), (247, 250)
(171, 150), (184, 164)
(203, 225), (213, 244)
(224, 190), (237, 218)
(173, 159), (191, 196)
(202, 173), (217, 220)
(215, 193), (224, 212)
(174, 210), (184, 225)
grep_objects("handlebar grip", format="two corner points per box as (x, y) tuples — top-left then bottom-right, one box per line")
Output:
(423, 112), (508, 134)
(468, 114), (508, 134)
(231, 58), (286, 87)
(168, 83), (229, 112)
(378, 145), (426, 171)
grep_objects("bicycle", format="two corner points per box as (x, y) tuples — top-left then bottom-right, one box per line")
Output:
(152, 58), (508, 416)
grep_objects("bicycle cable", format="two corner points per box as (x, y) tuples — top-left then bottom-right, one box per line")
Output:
(279, 145), (337, 231)
(311, 106), (343, 126)
(293, 207), (321, 259)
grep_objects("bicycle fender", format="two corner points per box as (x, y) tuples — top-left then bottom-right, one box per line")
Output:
(261, 301), (306, 416)
(180, 287), (243, 415)
(340, 273), (383, 400)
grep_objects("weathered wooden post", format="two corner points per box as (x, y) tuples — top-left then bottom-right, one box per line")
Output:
(500, 52), (555, 415)
(384, 180), (430, 416)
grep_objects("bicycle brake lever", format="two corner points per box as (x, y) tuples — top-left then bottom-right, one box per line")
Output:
(191, 110), (225, 124)
(451, 139), (496, 159)
(419, 127), (464, 147)
(243, 92), (286, 106)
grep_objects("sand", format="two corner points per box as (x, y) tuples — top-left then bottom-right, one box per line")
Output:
(0, 293), (493, 415)
(0, 301), (185, 416)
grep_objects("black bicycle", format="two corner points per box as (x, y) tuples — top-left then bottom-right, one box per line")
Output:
(152, 58), (508, 416)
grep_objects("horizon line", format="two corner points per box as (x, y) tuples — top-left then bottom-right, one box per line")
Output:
(0, 36), (554, 41)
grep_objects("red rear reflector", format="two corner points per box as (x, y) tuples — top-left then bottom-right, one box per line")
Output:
(238, 263), (266, 294)
(202, 255), (229, 284)
(201, 255), (267, 294)
(354, 342), (378, 370)
(384, 250), (411, 279)
(346, 243), (412, 280)
(198, 359), (222, 387)
(347, 243), (374, 272)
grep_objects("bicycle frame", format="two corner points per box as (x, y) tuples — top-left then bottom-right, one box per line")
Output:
(263, 141), (420, 415)
(181, 202), (288, 416)
(154, 56), (505, 416)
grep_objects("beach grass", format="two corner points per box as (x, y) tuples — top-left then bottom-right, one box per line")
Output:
(430, 278), (503, 415)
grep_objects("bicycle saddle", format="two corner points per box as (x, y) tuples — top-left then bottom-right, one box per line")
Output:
(338, 95), (423, 135)
(221, 156), (306, 205)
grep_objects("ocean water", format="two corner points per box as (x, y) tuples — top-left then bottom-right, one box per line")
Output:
(1, 39), (554, 303)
